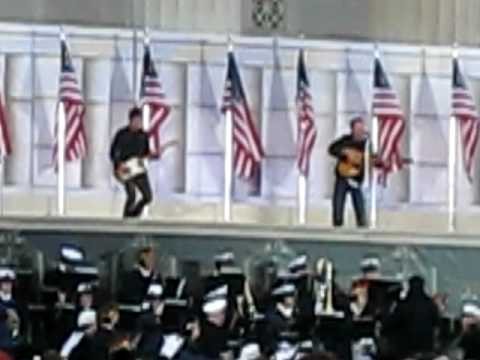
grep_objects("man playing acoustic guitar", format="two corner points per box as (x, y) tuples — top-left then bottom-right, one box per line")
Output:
(328, 117), (369, 228)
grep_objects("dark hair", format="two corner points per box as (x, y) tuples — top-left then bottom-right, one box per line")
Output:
(99, 302), (119, 325)
(350, 116), (364, 130)
(409, 275), (425, 289)
(129, 107), (142, 121)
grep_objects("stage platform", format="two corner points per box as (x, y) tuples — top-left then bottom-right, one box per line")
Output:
(0, 215), (479, 248)
(0, 215), (478, 310)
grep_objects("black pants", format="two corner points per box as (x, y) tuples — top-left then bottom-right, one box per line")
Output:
(332, 177), (367, 227)
(123, 173), (153, 218)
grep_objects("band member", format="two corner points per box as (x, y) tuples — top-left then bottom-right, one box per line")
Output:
(94, 303), (120, 360)
(195, 285), (230, 359)
(359, 254), (382, 279)
(382, 276), (439, 359)
(118, 246), (161, 305)
(328, 117), (369, 227)
(135, 284), (165, 360)
(288, 256), (314, 339)
(458, 300), (480, 360)
(262, 282), (297, 355)
(0, 269), (19, 356)
(110, 107), (152, 218)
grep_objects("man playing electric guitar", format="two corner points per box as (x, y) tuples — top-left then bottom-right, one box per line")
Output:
(110, 107), (176, 218)
(328, 117), (369, 228)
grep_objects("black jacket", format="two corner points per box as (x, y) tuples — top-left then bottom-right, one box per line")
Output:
(93, 327), (117, 360)
(195, 318), (229, 359)
(328, 135), (368, 183)
(136, 313), (164, 360)
(118, 267), (160, 305)
(383, 288), (440, 358)
(69, 335), (103, 360)
(460, 324), (480, 360)
(261, 307), (297, 356)
(110, 127), (149, 169)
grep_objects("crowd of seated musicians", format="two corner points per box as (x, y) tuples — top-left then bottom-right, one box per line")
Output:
(0, 245), (478, 360)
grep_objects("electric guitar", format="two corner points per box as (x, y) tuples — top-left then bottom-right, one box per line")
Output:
(115, 140), (178, 183)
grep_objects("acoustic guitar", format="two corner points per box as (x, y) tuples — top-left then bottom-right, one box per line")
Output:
(115, 140), (178, 183)
(337, 147), (412, 178)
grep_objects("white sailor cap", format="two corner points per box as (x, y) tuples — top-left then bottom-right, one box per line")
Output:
(360, 255), (381, 272)
(77, 309), (97, 328)
(0, 268), (15, 282)
(203, 285), (228, 314)
(146, 283), (164, 299)
(77, 282), (94, 294)
(288, 255), (308, 273)
(272, 283), (296, 298)
(214, 252), (235, 265)
(238, 343), (261, 360)
(203, 298), (227, 314)
(60, 244), (85, 263)
(463, 302), (480, 317)
(275, 342), (298, 360)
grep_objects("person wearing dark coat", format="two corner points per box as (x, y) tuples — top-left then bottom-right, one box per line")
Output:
(118, 247), (161, 305)
(61, 310), (101, 360)
(458, 301), (480, 360)
(0, 268), (20, 358)
(382, 275), (440, 359)
(193, 285), (230, 360)
(110, 106), (152, 218)
(262, 282), (298, 356)
(135, 284), (165, 360)
(288, 256), (315, 340)
(94, 303), (120, 360)
(328, 116), (369, 227)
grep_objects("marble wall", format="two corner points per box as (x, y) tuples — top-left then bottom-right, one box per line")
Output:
(0, 24), (479, 216)
(1, 1), (479, 46)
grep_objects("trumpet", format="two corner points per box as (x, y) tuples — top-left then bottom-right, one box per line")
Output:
(314, 258), (344, 318)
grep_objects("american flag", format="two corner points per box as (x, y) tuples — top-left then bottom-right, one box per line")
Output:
(296, 49), (316, 176)
(221, 51), (264, 179)
(140, 43), (171, 157)
(372, 57), (405, 182)
(0, 95), (11, 158)
(53, 39), (87, 164)
(452, 57), (480, 182)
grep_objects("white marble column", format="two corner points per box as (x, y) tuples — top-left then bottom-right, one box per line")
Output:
(5, 55), (32, 186)
(83, 57), (112, 189)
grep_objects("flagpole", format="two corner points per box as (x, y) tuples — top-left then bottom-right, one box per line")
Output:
(448, 2), (458, 233)
(448, 45), (458, 232)
(142, 31), (150, 219)
(131, 0), (138, 103)
(223, 36), (234, 222)
(369, 46), (380, 230)
(297, 175), (307, 224)
(297, 37), (307, 225)
(56, 29), (67, 216)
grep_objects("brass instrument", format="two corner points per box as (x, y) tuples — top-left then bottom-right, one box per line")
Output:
(314, 258), (344, 318)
